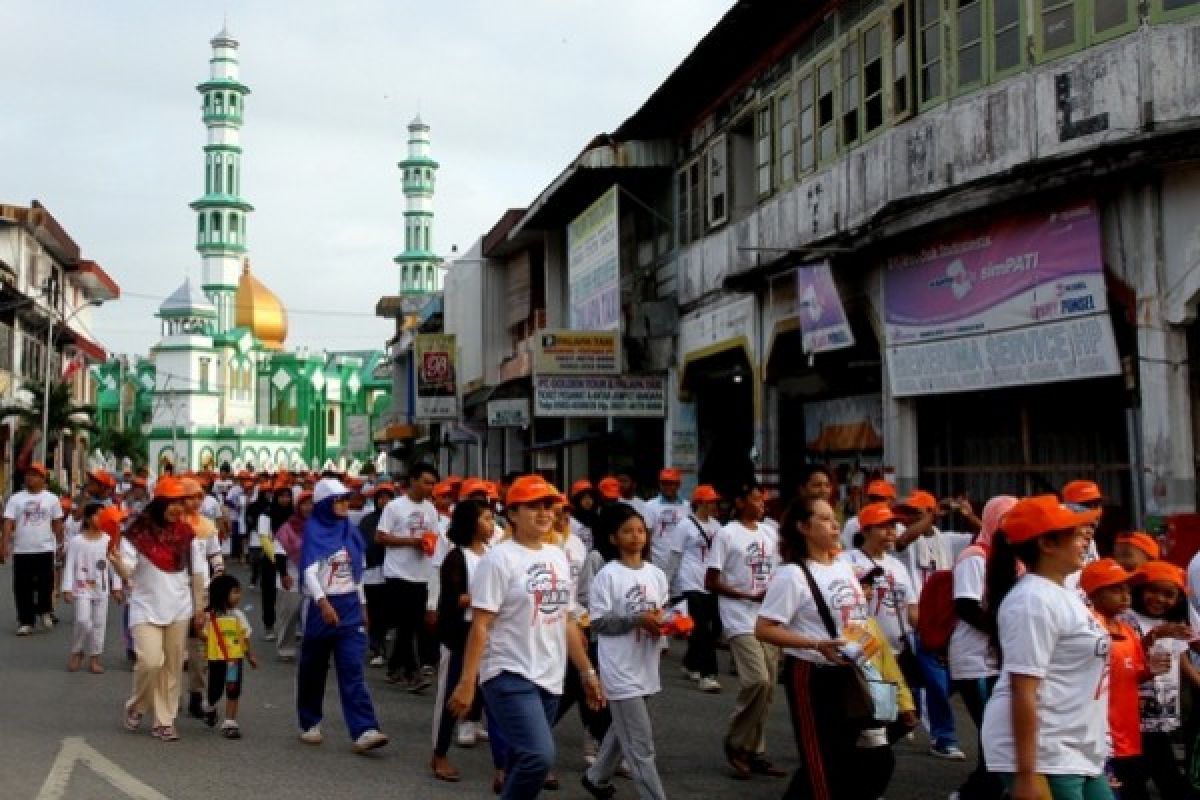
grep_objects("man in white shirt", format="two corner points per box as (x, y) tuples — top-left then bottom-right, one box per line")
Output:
(616, 469), (652, 523)
(645, 467), (688, 573)
(1, 463), (65, 635)
(375, 462), (440, 691)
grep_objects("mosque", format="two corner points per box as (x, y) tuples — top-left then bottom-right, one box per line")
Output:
(92, 25), (440, 472)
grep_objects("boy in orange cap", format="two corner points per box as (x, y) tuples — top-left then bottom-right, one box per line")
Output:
(646, 467), (687, 574)
(1112, 532), (1160, 573)
(840, 478), (898, 550)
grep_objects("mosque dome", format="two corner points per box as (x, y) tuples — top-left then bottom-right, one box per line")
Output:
(234, 258), (287, 350)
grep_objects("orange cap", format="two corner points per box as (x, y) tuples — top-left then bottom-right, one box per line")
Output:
(482, 481), (500, 501)
(446, 475), (463, 489)
(1002, 495), (1101, 544)
(295, 490), (315, 505)
(691, 484), (720, 504)
(506, 475), (561, 507)
(1062, 480), (1103, 505)
(859, 502), (898, 528)
(433, 481), (455, 499)
(88, 469), (116, 488)
(59, 496), (73, 511)
(153, 476), (190, 500)
(1134, 560), (1187, 593)
(26, 462), (48, 478)
(896, 489), (937, 512)
(97, 505), (128, 539)
(369, 481), (396, 498)
(659, 467), (682, 483)
(180, 477), (205, 497)
(597, 477), (620, 501)
(1116, 531), (1161, 560)
(1080, 558), (1134, 595)
(865, 479), (896, 500)
(569, 479), (594, 497)
(132, 477), (148, 488)
(459, 478), (488, 499)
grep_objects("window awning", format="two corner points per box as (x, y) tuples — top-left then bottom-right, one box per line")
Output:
(63, 326), (106, 362)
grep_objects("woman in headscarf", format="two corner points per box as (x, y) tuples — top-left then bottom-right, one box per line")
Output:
(257, 483), (293, 640)
(949, 495), (1017, 800)
(107, 477), (207, 742)
(295, 478), (389, 754)
(273, 490), (313, 660)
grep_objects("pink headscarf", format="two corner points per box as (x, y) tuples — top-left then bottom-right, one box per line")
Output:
(957, 494), (1017, 564)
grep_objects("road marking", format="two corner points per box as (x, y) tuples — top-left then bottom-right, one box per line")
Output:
(36, 737), (169, 800)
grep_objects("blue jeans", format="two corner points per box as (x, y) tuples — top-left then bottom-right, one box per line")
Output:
(482, 671), (560, 800)
(916, 639), (958, 749)
(296, 593), (381, 740)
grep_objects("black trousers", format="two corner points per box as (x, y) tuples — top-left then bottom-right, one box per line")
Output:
(207, 659), (244, 707)
(682, 590), (721, 677)
(1112, 732), (1189, 800)
(364, 582), (388, 655)
(553, 639), (611, 743)
(260, 555), (277, 631)
(385, 578), (433, 677)
(13, 552), (55, 626)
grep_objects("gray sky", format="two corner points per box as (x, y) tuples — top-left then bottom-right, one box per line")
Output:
(2, 0), (731, 357)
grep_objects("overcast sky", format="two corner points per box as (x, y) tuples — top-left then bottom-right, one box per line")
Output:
(2, 0), (730, 357)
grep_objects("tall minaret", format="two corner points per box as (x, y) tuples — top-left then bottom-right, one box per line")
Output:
(395, 115), (444, 304)
(190, 23), (254, 333)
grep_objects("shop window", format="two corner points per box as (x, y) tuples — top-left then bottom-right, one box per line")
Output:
(755, 102), (773, 197)
(798, 72), (816, 173)
(841, 43), (860, 147)
(918, 0), (944, 107)
(993, 0), (1025, 77)
(706, 137), (727, 228)
(816, 57), (837, 163)
(1153, 0), (1200, 20)
(863, 23), (885, 135)
(776, 88), (796, 186)
(955, 0), (985, 92)
(891, 2), (914, 121)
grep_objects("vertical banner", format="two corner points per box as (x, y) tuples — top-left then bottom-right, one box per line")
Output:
(796, 261), (855, 353)
(414, 333), (458, 419)
(567, 186), (620, 331)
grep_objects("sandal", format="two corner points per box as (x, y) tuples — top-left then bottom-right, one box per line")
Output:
(157, 725), (180, 742)
(221, 723), (242, 740)
(123, 704), (143, 732)
(724, 738), (752, 780)
(543, 773), (560, 791)
(430, 757), (461, 782)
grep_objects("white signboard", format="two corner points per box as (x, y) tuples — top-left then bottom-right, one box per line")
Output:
(534, 375), (666, 418)
(346, 414), (371, 452)
(567, 186), (620, 331)
(487, 398), (531, 428)
(887, 315), (1121, 397)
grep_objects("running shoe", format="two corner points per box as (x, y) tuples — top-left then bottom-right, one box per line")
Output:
(369, 654), (386, 667)
(40, 613), (55, 630)
(680, 665), (700, 682)
(930, 744), (967, 761)
(353, 729), (389, 754)
(580, 773), (616, 800)
(699, 676), (722, 693)
(300, 726), (323, 745)
(16, 625), (33, 636)
(456, 721), (477, 748)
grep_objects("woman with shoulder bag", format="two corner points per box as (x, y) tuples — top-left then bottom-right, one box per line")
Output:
(756, 497), (898, 800)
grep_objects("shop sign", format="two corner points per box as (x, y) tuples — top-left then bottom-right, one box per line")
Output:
(346, 414), (371, 452)
(414, 333), (458, 419)
(487, 398), (530, 428)
(796, 261), (855, 353)
(568, 186), (620, 332)
(533, 374), (666, 418)
(679, 295), (757, 363)
(884, 202), (1120, 395)
(533, 330), (620, 375)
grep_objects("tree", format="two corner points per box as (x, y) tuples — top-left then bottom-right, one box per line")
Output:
(93, 425), (148, 470)
(0, 380), (97, 469)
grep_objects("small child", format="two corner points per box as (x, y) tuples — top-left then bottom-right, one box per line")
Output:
(62, 502), (123, 674)
(203, 574), (258, 739)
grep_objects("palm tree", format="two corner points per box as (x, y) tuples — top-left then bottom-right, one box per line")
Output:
(0, 379), (97, 470)
(93, 424), (148, 470)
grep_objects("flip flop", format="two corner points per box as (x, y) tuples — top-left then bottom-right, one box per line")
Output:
(124, 704), (142, 732)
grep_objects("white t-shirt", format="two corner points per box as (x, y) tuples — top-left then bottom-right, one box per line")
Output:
(839, 549), (918, 654)
(123, 538), (208, 627)
(471, 539), (574, 694)
(645, 496), (688, 569)
(303, 546), (362, 600)
(1126, 609), (1185, 734)
(4, 490), (63, 554)
(63, 533), (121, 597)
(569, 517), (593, 552)
(378, 494), (440, 582)
(981, 574), (1109, 776)
(1188, 550), (1200, 627)
(590, 560), (669, 701)
(64, 515), (83, 544)
(758, 560), (870, 664)
(705, 520), (779, 637)
(200, 495), (222, 523)
(460, 546), (484, 622)
(561, 533), (588, 590)
(948, 550), (998, 680)
(840, 515), (862, 552)
(672, 515), (721, 595)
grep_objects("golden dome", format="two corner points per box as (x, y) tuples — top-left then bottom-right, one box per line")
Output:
(234, 258), (287, 350)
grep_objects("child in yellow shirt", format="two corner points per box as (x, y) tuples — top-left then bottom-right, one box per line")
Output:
(203, 574), (258, 738)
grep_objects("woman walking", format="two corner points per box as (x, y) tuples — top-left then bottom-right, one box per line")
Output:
(274, 490), (313, 660)
(257, 483), (293, 640)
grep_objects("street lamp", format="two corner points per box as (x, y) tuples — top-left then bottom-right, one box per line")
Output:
(40, 296), (103, 464)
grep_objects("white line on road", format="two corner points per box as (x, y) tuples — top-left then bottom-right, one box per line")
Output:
(35, 737), (170, 800)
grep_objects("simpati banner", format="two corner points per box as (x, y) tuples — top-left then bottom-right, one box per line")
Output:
(796, 261), (855, 353)
(568, 186), (620, 331)
(533, 330), (620, 375)
(414, 333), (458, 419)
(534, 375), (665, 418)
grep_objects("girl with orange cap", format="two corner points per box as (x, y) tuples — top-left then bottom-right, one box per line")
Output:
(980, 496), (1111, 800)
(63, 502), (124, 674)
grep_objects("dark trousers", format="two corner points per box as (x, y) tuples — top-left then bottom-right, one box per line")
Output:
(385, 578), (433, 677)
(434, 646), (465, 757)
(682, 590), (721, 677)
(953, 677), (1004, 800)
(260, 555), (278, 631)
(1112, 732), (1189, 800)
(297, 594), (380, 741)
(206, 659), (244, 707)
(364, 582), (387, 655)
(13, 552), (55, 626)
(249, 546), (262, 584)
(553, 641), (611, 743)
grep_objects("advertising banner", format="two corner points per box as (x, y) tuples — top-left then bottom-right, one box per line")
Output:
(487, 398), (531, 428)
(534, 374), (666, 418)
(803, 394), (884, 453)
(414, 333), (458, 419)
(533, 330), (620, 375)
(346, 414), (371, 453)
(796, 261), (855, 353)
(884, 202), (1121, 396)
(568, 186), (620, 331)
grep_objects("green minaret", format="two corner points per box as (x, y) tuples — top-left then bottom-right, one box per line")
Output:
(395, 115), (443, 307)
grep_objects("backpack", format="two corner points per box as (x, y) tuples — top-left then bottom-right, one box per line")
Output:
(915, 569), (957, 654)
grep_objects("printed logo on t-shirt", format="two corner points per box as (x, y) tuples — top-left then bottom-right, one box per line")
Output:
(19, 499), (53, 527)
(828, 578), (869, 628)
(743, 541), (774, 593)
(656, 509), (680, 538)
(405, 511), (427, 533)
(524, 561), (569, 624)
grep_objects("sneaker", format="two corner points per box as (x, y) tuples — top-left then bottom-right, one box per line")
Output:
(264, 632), (277, 642)
(40, 613), (55, 630)
(277, 648), (296, 662)
(456, 721), (477, 748)
(581, 773), (616, 800)
(369, 654), (385, 668)
(220, 720), (241, 740)
(475, 724), (489, 742)
(582, 733), (599, 765)
(421, 664), (436, 680)
(300, 726), (323, 745)
(930, 744), (967, 761)
(699, 676), (722, 693)
(680, 665), (700, 682)
(353, 729), (389, 754)
(16, 625), (33, 636)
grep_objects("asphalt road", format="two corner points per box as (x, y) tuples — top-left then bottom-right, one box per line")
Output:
(0, 562), (969, 799)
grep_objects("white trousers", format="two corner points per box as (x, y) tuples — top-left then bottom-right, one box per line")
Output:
(71, 595), (109, 656)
